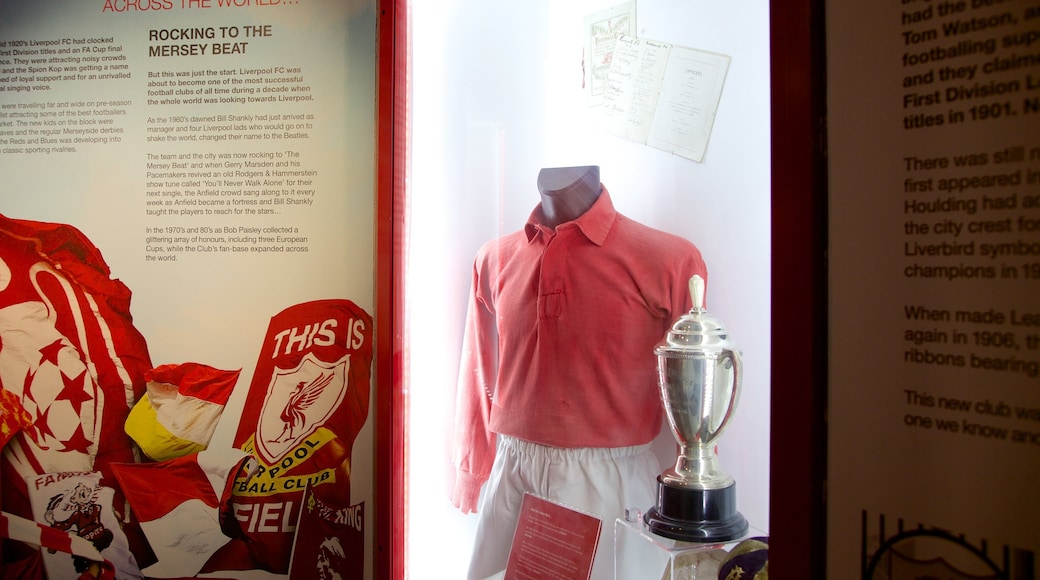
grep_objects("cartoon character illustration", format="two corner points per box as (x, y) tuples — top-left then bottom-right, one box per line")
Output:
(44, 482), (114, 574)
(268, 372), (334, 444)
(315, 536), (346, 580)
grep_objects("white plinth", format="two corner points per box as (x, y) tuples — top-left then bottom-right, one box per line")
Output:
(614, 513), (765, 580)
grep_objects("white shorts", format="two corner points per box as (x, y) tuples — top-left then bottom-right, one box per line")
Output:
(467, 435), (660, 580)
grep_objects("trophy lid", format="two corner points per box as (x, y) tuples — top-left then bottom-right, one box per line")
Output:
(655, 275), (736, 354)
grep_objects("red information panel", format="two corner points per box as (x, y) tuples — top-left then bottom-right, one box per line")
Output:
(504, 494), (602, 580)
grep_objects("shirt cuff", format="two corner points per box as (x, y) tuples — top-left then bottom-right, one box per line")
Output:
(451, 470), (486, 514)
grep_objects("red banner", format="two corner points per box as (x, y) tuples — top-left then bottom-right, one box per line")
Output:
(205, 299), (373, 574)
(289, 486), (365, 580)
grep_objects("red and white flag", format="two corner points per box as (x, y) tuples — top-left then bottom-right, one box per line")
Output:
(125, 362), (240, 461)
(0, 509), (115, 580)
(0, 215), (151, 570)
(204, 299), (373, 574)
(26, 470), (141, 579)
(110, 448), (255, 578)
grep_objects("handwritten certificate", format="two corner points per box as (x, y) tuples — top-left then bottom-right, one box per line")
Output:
(583, 2), (636, 107)
(601, 35), (730, 163)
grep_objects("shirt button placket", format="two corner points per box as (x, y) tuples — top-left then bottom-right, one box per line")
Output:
(539, 228), (565, 320)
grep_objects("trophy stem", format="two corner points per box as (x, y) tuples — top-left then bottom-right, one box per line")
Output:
(663, 444), (733, 490)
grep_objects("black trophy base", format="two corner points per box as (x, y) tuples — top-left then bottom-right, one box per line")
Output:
(644, 478), (748, 543)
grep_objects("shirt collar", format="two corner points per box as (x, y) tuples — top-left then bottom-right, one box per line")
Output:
(525, 186), (616, 246)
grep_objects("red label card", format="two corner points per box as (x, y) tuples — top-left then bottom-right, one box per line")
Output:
(504, 493), (602, 580)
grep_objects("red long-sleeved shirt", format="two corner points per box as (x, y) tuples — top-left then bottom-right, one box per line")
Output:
(452, 189), (707, 510)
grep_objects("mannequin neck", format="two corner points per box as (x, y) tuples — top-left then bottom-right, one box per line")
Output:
(537, 165), (601, 228)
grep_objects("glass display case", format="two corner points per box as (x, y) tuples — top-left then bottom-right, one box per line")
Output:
(402, 0), (772, 577)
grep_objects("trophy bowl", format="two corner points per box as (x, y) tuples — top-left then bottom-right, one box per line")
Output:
(644, 275), (748, 542)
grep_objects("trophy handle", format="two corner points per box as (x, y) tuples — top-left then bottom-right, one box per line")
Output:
(719, 349), (742, 432)
(719, 347), (744, 438)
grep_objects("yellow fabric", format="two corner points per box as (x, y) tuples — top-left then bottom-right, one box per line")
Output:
(125, 394), (206, 461)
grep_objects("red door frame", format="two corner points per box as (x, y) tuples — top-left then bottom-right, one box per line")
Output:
(375, 0), (407, 579)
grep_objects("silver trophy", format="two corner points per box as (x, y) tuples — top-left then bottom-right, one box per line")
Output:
(644, 275), (748, 542)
